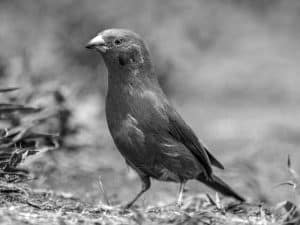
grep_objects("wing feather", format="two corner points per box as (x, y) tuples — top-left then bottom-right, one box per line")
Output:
(166, 107), (214, 178)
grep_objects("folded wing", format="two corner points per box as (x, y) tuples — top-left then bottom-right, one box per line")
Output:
(165, 106), (224, 178)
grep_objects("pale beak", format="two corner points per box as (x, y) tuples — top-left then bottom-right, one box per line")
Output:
(86, 34), (108, 53)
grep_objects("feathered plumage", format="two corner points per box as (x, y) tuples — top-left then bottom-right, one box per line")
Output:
(87, 29), (244, 207)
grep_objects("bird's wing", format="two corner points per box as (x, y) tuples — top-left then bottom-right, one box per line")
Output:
(203, 145), (224, 170)
(166, 106), (224, 178)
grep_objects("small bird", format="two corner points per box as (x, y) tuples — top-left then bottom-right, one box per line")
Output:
(86, 29), (244, 208)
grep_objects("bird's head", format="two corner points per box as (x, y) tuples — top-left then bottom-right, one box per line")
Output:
(86, 29), (152, 73)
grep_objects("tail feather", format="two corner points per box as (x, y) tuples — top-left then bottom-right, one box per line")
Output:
(197, 174), (245, 202)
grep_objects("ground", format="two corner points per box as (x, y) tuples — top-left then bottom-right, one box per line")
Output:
(0, 182), (285, 225)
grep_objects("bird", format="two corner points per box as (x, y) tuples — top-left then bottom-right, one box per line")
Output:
(86, 29), (245, 208)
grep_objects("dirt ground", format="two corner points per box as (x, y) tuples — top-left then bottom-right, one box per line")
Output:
(0, 181), (285, 225)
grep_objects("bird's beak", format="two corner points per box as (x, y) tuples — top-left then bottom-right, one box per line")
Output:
(86, 34), (108, 53)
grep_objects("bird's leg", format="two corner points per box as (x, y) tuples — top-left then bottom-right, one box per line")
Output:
(176, 181), (186, 207)
(124, 176), (150, 209)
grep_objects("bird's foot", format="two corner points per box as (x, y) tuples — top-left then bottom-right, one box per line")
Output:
(119, 201), (137, 211)
(123, 203), (133, 210)
(175, 201), (183, 208)
(107, 204), (132, 214)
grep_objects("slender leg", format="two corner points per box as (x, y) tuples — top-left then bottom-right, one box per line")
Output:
(176, 181), (186, 207)
(125, 176), (151, 208)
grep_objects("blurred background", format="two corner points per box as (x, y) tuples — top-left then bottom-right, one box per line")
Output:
(0, 0), (299, 206)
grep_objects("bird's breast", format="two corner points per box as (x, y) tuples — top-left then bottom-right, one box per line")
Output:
(106, 83), (167, 125)
(105, 83), (168, 155)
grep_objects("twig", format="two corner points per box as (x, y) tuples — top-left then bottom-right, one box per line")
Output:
(97, 175), (110, 206)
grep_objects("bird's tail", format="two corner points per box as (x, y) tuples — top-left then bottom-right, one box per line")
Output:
(197, 174), (245, 202)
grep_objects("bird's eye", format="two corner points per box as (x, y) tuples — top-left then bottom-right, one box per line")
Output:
(114, 39), (123, 45)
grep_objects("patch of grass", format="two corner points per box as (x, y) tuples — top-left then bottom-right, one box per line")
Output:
(0, 88), (58, 182)
(0, 184), (286, 225)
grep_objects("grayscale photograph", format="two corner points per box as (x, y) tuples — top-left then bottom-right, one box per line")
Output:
(0, 1), (299, 224)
